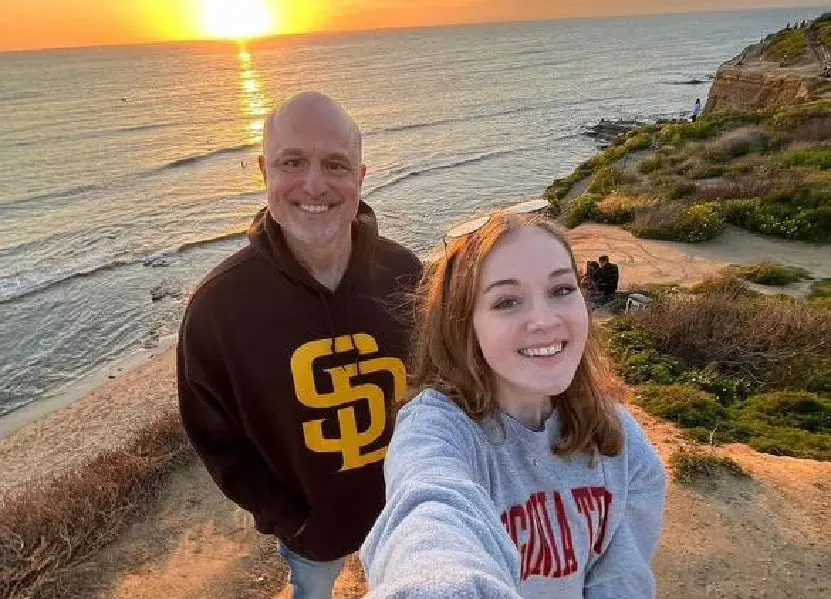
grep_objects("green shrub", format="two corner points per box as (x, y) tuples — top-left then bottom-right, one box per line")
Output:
(634, 384), (726, 429)
(634, 282), (831, 392)
(588, 166), (629, 196)
(745, 427), (831, 460)
(678, 366), (754, 406)
(673, 203), (725, 242)
(763, 29), (808, 64)
(595, 194), (655, 224)
(659, 120), (720, 145)
(739, 391), (831, 433)
(780, 148), (831, 170)
(670, 448), (749, 484)
(809, 278), (831, 299)
(702, 126), (775, 162)
(630, 202), (724, 242)
(605, 318), (687, 385)
(771, 100), (831, 131)
(736, 263), (809, 286)
(720, 198), (829, 242)
(566, 193), (601, 228)
(544, 169), (591, 202)
(623, 131), (652, 152)
(638, 154), (666, 174)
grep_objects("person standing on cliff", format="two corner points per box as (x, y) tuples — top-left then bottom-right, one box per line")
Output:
(691, 98), (702, 122)
(177, 92), (422, 599)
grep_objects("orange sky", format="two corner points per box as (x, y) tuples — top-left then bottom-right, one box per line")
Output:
(0, 0), (827, 52)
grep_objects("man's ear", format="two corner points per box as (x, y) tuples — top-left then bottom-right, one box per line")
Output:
(258, 155), (267, 184)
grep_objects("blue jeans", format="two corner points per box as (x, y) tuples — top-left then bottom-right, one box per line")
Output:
(278, 544), (346, 599)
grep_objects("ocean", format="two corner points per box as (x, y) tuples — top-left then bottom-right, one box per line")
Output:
(0, 7), (825, 417)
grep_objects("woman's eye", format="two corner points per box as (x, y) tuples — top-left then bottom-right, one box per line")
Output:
(550, 286), (576, 297)
(493, 297), (521, 310)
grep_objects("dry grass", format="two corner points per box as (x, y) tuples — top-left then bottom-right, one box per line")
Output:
(694, 176), (775, 200)
(0, 412), (193, 599)
(670, 446), (750, 484)
(635, 282), (831, 389)
(701, 126), (774, 161)
(788, 117), (831, 143)
(595, 194), (656, 224)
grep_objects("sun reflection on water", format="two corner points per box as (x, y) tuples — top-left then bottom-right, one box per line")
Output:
(237, 47), (267, 145)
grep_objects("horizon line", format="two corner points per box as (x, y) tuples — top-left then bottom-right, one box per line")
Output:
(1, 4), (827, 55)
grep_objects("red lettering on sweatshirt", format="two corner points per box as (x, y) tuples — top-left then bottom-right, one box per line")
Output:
(500, 487), (610, 581)
(571, 486), (613, 554)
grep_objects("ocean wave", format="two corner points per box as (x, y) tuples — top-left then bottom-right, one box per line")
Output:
(366, 104), (546, 136)
(5, 183), (107, 209)
(0, 230), (248, 304)
(144, 143), (258, 176)
(365, 148), (526, 197)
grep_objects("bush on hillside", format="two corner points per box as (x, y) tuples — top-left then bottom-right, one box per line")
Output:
(670, 448), (749, 485)
(565, 193), (601, 228)
(637, 154), (667, 174)
(780, 148), (831, 170)
(633, 283), (831, 391)
(702, 126), (776, 161)
(628, 202), (724, 242)
(809, 278), (831, 299)
(634, 385), (726, 429)
(588, 166), (629, 196)
(735, 263), (810, 286)
(739, 391), (831, 433)
(694, 176), (774, 200)
(595, 194), (656, 224)
(763, 29), (808, 64)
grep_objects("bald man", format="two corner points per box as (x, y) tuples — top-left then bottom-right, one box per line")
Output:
(177, 92), (422, 599)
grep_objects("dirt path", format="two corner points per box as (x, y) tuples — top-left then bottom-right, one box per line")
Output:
(62, 405), (829, 599)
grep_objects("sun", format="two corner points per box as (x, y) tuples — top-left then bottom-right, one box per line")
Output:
(200, 0), (281, 40)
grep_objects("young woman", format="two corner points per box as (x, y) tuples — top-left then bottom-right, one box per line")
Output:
(360, 212), (667, 598)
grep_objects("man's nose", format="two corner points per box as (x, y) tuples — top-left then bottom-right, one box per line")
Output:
(302, 163), (326, 197)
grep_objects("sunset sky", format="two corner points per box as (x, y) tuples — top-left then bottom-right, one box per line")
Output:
(1, 0), (827, 52)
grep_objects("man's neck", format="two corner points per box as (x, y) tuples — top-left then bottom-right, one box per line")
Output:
(286, 230), (353, 292)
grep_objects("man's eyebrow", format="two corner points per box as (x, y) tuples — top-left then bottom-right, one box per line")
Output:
(483, 278), (519, 294)
(276, 148), (306, 157)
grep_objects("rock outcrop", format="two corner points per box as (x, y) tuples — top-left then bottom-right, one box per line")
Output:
(705, 17), (831, 113)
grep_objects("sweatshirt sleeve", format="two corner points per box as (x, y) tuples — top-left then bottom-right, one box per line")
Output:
(177, 302), (308, 539)
(584, 408), (668, 599)
(360, 394), (522, 599)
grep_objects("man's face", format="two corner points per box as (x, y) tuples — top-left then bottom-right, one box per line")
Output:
(259, 105), (366, 248)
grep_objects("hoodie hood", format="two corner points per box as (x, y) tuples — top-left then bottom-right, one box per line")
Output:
(247, 200), (379, 295)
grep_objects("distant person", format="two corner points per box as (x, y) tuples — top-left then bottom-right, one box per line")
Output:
(177, 92), (422, 599)
(581, 260), (600, 302)
(596, 255), (620, 304)
(691, 98), (702, 122)
(360, 212), (667, 598)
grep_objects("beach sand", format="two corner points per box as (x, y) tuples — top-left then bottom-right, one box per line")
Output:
(1, 224), (829, 598)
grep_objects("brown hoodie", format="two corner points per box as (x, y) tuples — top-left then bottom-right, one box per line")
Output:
(177, 202), (422, 561)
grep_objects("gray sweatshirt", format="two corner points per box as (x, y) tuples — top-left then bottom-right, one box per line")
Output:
(360, 388), (667, 598)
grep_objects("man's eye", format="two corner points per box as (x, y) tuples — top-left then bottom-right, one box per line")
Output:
(493, 297), (521, 311)
(281, 159), (304, 169)
(325, 162), (349, 173)
(550, 286), (576, 297)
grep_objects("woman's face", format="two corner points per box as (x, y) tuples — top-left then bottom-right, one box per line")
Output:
(472, 226), (589, 406)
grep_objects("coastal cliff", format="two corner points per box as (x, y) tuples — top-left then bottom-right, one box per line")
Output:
(705, 16), (831, 113)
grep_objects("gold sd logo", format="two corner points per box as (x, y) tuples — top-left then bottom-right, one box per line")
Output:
(290, 333), (406, 472)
